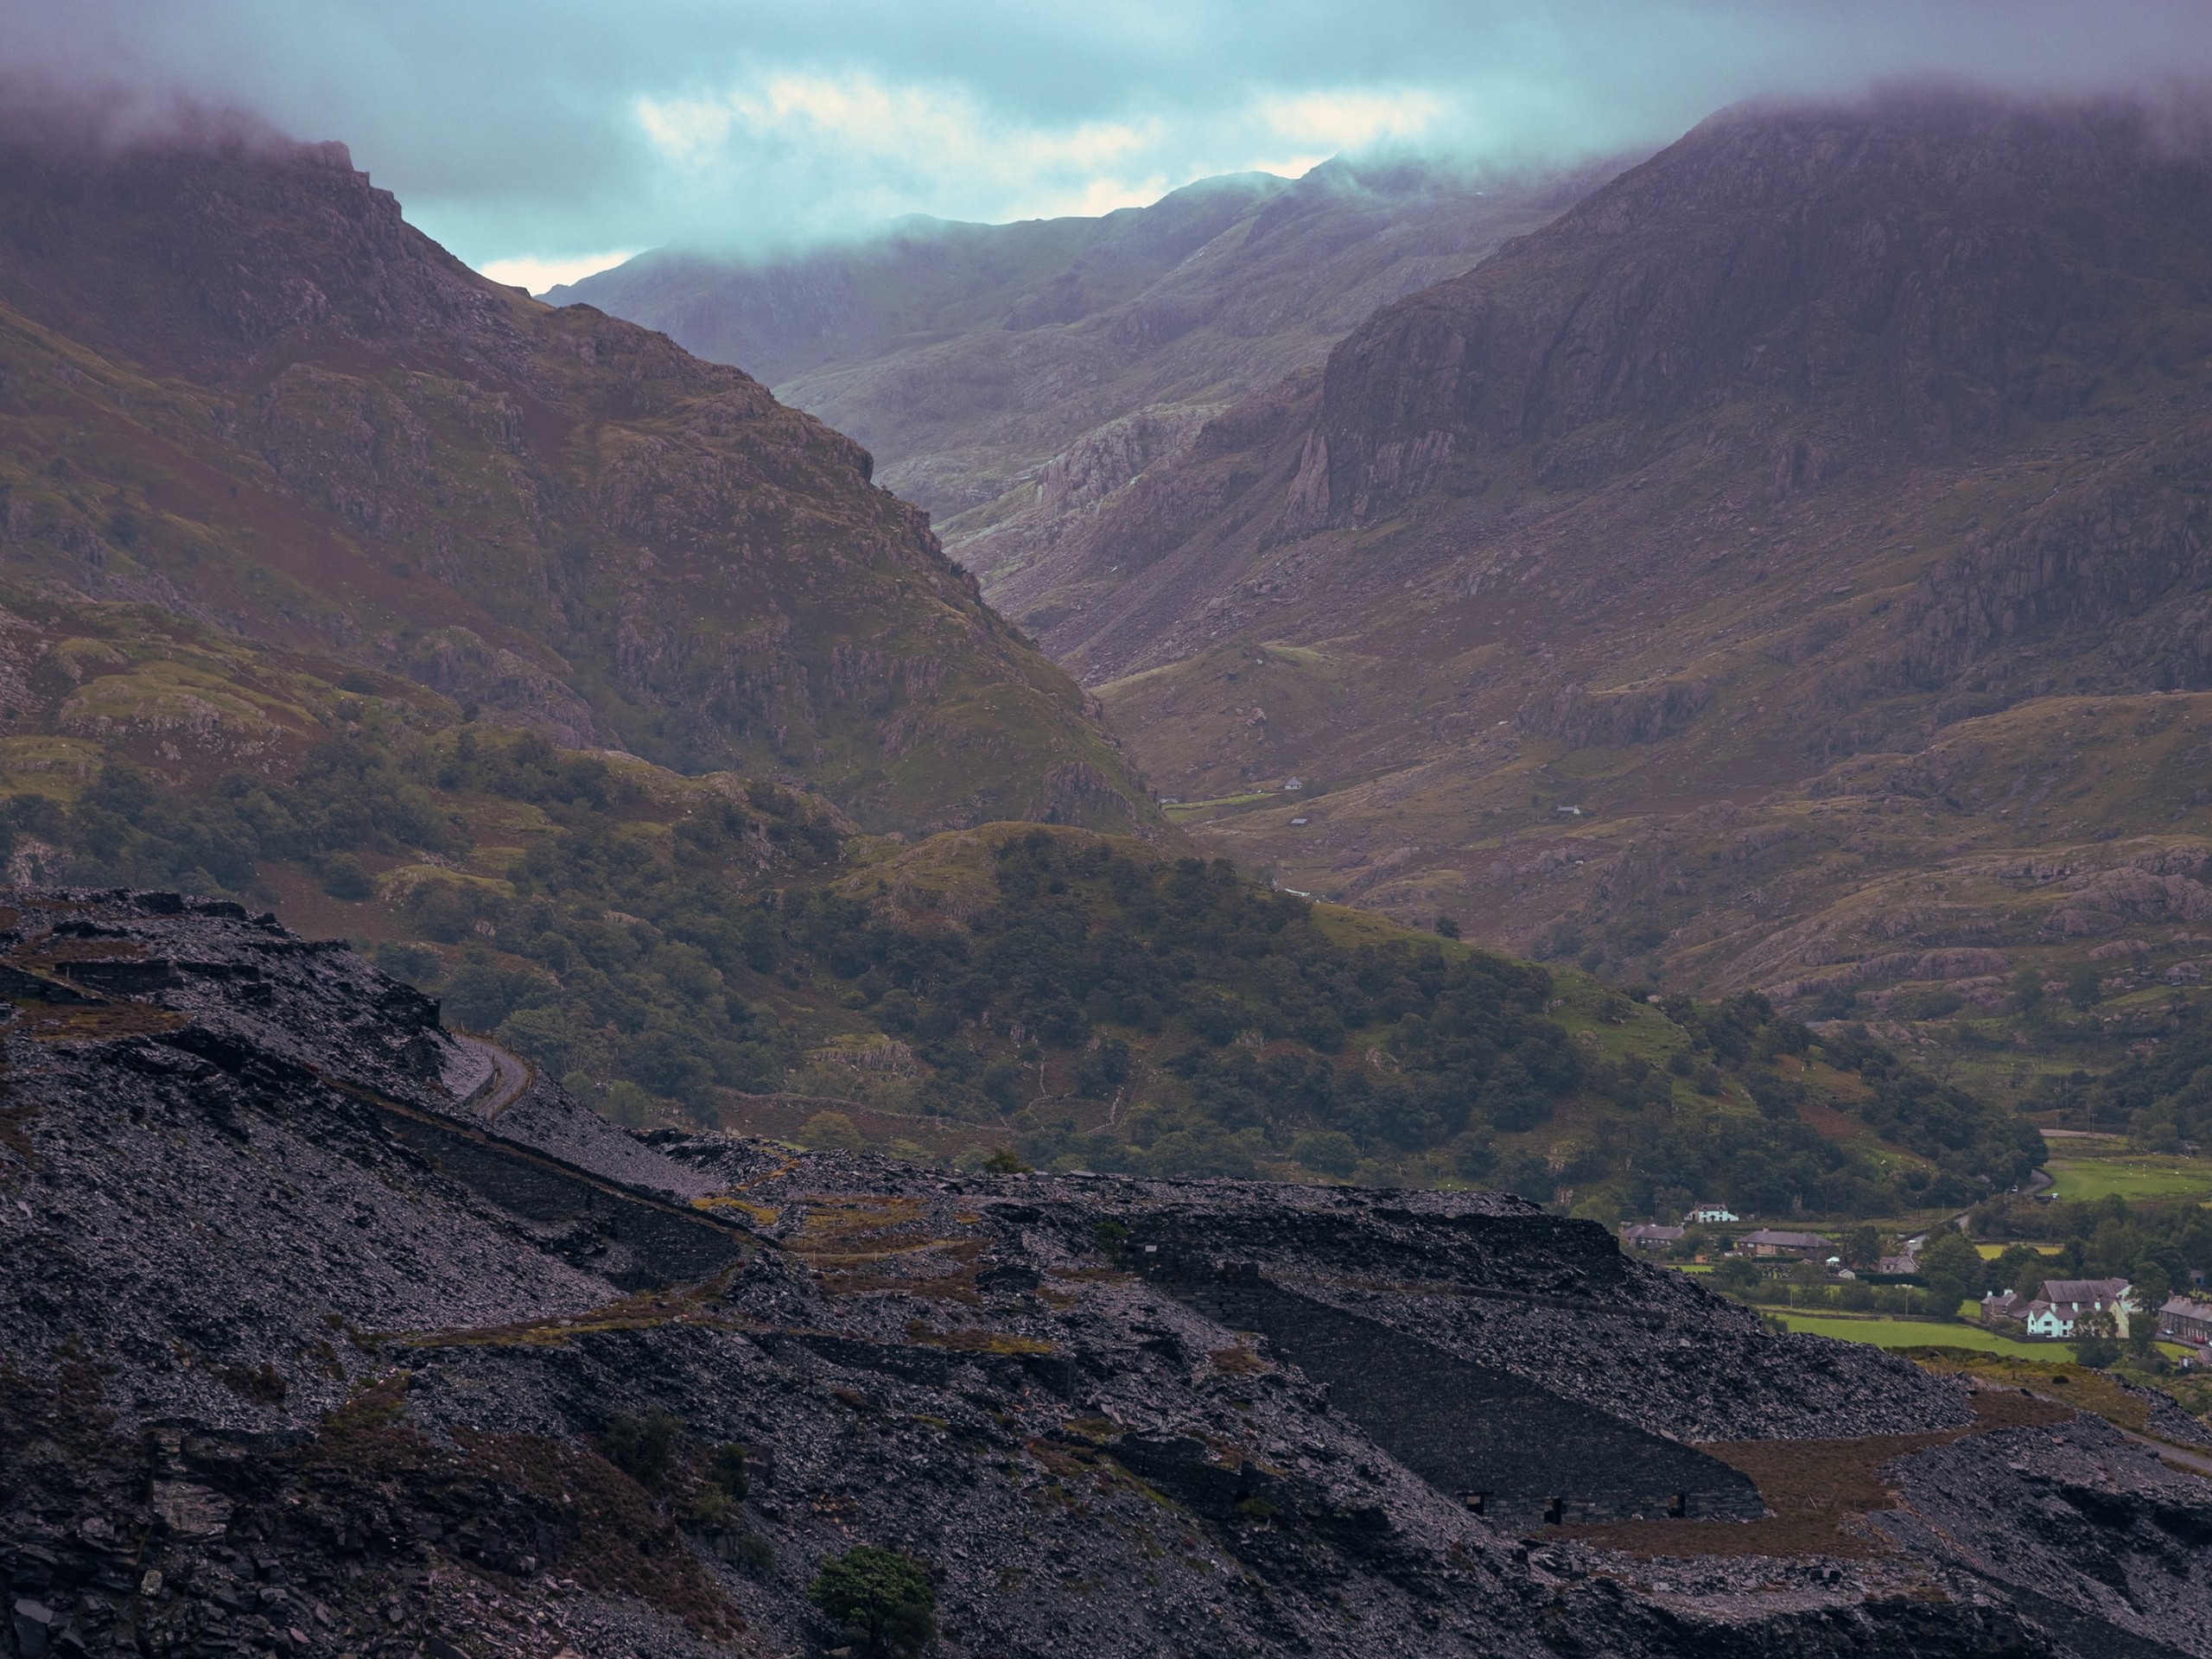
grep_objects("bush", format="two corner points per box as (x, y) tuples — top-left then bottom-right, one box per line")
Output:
(1710, 1256), (1763, 1296)
(800, 1111), (865, 1152)
(1072, 1035), (1131, 1097)
(318, 852), (375, 901)
(1291, 1129), (1359, 1179)
(708, 1441), (752, 1499)
(373, 940), (443, 986)
(809, 1546), (936, 1657)
(722, 1529), (776, 1577)
(1918, 1229), (1986, 1320)
(601, 1410), (683, 1488)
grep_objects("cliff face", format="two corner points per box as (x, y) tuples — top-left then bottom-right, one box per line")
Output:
(979, 92), (2212, 1034)
(0, 124), (1154, 835)
(1285, 95), (2212, 533)
(3, 893), (2207, 1659)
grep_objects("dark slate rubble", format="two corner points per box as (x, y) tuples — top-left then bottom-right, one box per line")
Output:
(2, 890), (2209, 1659)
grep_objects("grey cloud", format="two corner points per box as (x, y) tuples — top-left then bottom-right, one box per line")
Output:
(9, 0), (2212, 268)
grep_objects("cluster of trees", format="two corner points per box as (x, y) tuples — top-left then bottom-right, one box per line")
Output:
(1582, 1002), (2042, 1218)
(0, 731), (835, 1119)
(804, 833), (1586, 1177)
(0, 727), (2048, 1208)
(1966, 1192), (2212, 1313)
(0, 739), (452, 895)
(2030, 1000), (2212, 1147)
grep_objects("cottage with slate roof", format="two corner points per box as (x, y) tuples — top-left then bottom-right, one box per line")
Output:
(2023, 1278), (2133, 1339)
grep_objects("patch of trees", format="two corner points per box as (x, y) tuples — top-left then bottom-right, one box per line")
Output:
(0, 736), (2045, 1209)
(2031, 1000), (2212, 1147)
(1968, 1192), (2212, 1313)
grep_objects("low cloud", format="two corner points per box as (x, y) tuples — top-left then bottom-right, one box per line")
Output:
(10, 1), (2212, 274)
(631, 73), (1451, 235)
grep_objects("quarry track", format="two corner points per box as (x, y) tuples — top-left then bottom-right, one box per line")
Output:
(453, 1032), (532, 1122)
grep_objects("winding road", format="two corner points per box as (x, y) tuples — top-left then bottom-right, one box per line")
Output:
(451, 1032), (532, 1122)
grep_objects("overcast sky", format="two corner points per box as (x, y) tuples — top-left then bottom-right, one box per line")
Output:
(13, 1), (2212, 289)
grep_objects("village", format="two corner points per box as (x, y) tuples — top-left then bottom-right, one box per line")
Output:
(1621, 1205), (2212, 1371)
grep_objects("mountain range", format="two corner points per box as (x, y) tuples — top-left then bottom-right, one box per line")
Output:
(3, 91), (2212, 1656)
(563, 90), (2212, 1116)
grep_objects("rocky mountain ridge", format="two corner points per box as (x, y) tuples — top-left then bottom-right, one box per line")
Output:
(3, 892), (2209, 1659)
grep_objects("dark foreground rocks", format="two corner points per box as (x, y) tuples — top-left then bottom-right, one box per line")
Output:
(1, 889), (2207, 1659)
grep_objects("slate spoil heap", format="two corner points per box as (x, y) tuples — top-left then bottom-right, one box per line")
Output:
(1, 891), (2208, 1659)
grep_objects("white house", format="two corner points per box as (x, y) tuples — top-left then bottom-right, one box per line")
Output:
(1685, 1204), (1739, 1224)
(2021, 1278), (2133, 1339)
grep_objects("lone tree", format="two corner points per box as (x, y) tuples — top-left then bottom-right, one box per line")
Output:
(809, 1546), (937, 1657)
(600, 1410), (683, 1489)
(1843, 1224), (1882, 1268)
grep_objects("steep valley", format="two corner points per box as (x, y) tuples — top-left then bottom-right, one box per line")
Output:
(846, 90), (2212, 1109)
(1062, 94), (2212, 974)
(0, 91), (2209, 1659)
(552, 156), (1619, 622)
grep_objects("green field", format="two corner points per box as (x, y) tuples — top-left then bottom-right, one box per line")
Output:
(1162, 791), (1278, 817)
(2044, 1155), (2212, 1203)
(1776, 1311), (2077, 1360)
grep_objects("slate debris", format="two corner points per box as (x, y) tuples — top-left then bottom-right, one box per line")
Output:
(1, 889), (2208, 1659)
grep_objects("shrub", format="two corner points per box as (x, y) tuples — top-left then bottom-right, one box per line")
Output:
(680, 1488), (734, 1531)
(723, 1529), (776, 1577)
(318, 852), (375, 901)
(800, 1111), (865, 1152)
(1291, 1129), (1359, 1179)
(373, 940), (443, 986)
(809, 1546), (936, 1657)
(1919, 1229), (1986, 1319)
(1072, 1035), (1131, 1097)
(601, 1409), (683, 1489)
(709, 1441), (752, 1498)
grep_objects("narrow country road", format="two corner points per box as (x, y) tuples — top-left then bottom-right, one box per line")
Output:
(451, 1032), (532, 1122)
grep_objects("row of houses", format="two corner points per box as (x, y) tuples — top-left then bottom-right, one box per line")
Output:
(1619, 1217), (2212, 1356)
(1982, 1280), (2212, 1351)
